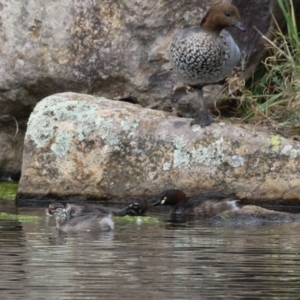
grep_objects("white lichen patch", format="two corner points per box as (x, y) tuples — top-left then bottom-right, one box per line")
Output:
(163, 162), (171, 171)
(26, 95), (124, 157)
(228, 155), (245, 168)
(94, 118), (120, 150)
(212, 128), (221, 138)
(121, 119), (139, 131)
(281, 145), (299, 158)
(172, 136), (190, 169)
(191, 125), (201, 132)
(50, 131), (74, 157)
(191, 137), (225, 166)
(121, 119), (139, 138)
(172, 135), (227, 169)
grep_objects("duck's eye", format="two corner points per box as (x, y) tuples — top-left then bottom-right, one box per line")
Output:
(224, 11), (231, 17)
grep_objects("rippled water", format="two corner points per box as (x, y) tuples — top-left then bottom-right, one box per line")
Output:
(1, 199), (300, 299)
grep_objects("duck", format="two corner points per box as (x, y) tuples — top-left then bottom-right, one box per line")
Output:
(46, 200), (149, 218)
(150, 189), (239, 217)
(50, 206), (114, 232)
(169, 0), (245, 127)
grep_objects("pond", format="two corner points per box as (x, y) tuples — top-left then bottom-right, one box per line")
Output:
(1, 181), (300, 299)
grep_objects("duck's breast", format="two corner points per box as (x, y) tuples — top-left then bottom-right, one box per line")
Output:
(169, 26), (240, 85)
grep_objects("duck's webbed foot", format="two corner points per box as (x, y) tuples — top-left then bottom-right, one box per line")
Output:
(191, 111), (215, 127)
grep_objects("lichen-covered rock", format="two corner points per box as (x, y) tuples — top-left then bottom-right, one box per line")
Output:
(1, 0), (300, 177)
(17, 92), (300, 204)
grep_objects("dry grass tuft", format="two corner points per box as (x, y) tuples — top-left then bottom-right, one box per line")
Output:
(227, 0), (300, 139)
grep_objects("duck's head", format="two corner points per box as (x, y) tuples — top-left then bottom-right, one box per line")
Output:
(51, 207), (67, 219)
(46, 203), (65, 216)
(201, 1), (245, 33)
(150, 189), (187, 207)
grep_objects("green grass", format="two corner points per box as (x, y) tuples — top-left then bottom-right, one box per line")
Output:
(113, 215), (160, 224)
(0, 181), (18, 200)
(229, 0), (300, 137)
(0, 212), (41, 222)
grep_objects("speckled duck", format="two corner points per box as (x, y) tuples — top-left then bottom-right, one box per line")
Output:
(169, 0), (245, 127)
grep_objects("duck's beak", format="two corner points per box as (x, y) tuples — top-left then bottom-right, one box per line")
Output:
(235, 21), (246, 32)
(46, 207), (55, 216)
(149, 198), (162, 207)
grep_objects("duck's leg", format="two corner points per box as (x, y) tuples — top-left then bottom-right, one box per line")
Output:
(191, 88), (215, 127)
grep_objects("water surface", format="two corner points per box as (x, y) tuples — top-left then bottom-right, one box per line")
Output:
(1, 197), (300, 299)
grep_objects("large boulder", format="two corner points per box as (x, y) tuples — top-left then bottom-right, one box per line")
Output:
(1, 0), (299, 177)
(17, 92), (300, 205)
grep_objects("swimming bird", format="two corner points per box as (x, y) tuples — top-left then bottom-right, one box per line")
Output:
(150, 189), (239, 216)
(51, 206), (114, 232)
(46, 201), (148, 218)
(169, 0), (245, 127)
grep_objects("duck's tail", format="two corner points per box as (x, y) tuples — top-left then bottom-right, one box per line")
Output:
(99, 214), (114, 231)
(195, 199), (240, 217)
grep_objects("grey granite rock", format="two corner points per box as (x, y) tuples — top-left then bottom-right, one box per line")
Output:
(17, 92), (300, 204)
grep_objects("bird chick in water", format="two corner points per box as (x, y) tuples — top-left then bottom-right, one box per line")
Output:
(51, 206), (114, 232)
(169, 0), (245, 127)
(46, 200), (148, 218)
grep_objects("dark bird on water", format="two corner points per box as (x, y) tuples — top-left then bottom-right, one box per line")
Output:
(150, 189), (239, 217)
